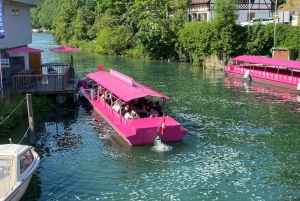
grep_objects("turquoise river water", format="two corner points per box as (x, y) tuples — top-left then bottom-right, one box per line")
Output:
(0, 33), (299, 200)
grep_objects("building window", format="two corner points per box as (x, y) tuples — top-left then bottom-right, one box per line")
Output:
(11, 9), (19, 16)
(247, 12), (255, 20)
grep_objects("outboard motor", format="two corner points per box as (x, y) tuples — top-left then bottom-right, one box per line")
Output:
(153, 135), (162, 146)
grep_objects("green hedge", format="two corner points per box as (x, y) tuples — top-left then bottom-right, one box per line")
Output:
(0, 92), (56, 137)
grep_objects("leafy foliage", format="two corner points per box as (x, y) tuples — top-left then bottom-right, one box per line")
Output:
(95, 25), (133, 55)
(32, 0), (300, 63)
(179, 21), (214, 63)
(0, 93), (55, 137)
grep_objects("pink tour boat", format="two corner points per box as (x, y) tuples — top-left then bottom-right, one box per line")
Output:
(78, 66), (188, 146)
(225, 55), (300, 90)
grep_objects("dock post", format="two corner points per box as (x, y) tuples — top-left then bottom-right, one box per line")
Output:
(26, 94), (35, 146)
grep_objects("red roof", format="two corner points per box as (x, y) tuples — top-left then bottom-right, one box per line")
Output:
(6, 46), (44, 53)
(233, 55), (300, 70)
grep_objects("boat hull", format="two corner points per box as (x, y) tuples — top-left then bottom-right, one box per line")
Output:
(79, 83), (188, 145)
(3, 174), (33, 201)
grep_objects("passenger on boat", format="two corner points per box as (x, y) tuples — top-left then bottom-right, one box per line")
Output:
(124, 108), (134, 120)
(97, 86), (104, 96)
(121, 104), (129, 116)
(154, 101), (162, 115)
(147, 101), (154, 108)
(100, 89), (112, 104)
(149, 106), (160, 118)
(132, 109), (140, 119)
(100, 89), (108, 100)
(137, 103), (148, 118)
(112, 100), (121, 112)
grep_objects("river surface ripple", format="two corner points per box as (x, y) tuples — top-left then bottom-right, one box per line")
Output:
(0, 33), (299, 201)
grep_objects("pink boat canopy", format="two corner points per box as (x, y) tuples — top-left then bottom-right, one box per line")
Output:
(86, 69), (169, 102)
(233, 55), (300, 70)
(6, 46), (44, 53)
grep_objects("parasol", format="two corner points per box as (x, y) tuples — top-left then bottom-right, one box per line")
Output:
(50, 46), (80, 65)
(50, 46), (80, 52)
(50, 46), (80, 77)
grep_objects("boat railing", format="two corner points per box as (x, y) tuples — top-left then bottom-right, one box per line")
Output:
(227, 64), (300, 86)
(97, 98), (136, 131)
(13, 65), (71, 94)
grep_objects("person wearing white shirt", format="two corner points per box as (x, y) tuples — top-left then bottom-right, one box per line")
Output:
(124, 108), (133, 120)
(112, 101), (121, 112)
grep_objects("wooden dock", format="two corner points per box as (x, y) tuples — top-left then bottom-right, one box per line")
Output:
(12, 64), (79, 94)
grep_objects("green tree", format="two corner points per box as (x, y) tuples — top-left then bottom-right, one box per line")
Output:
(52, 3), (77, 44)
(30, 7), (40, 29)
(169, 0), (189, 61)
(68, 6), (95, 46)
(179, 21), (214, 64)
(94, 0), (127, 15)
(37, 0), (61, 30)
(211, 0), (239, 64)
(88, 13), (119, 40)
(129, 0), (178, 60)
(95, 25), (133, 55)
(247, 24), (274, 55)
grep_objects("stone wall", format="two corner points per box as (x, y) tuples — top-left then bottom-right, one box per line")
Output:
(205, 55), (226, 70)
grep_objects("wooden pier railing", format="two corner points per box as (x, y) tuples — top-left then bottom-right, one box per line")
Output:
(12, 65), (74, 94)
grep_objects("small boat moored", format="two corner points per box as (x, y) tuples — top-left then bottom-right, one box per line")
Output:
(78, 67), (188, 146)
(0, 144), (40, 201)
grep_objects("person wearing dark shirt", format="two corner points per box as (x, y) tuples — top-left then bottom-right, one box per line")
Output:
(154, 101), (162, 116)
(121, 104), (129, 116)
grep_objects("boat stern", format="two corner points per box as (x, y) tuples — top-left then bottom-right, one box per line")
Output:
(128, 116), (188, 145)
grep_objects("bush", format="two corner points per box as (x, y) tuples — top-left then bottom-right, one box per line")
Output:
(0, 92), (56, 137)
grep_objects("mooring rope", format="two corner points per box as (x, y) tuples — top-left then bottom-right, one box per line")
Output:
(18, 127), (30, 144)
(0, 95), (27, 125)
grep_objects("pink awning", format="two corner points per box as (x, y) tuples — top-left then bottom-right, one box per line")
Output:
(6, 46), (44, 53)
(86, 70), (169, 102)
(50, 46), (80, 52)
(233, 55), (300, 70)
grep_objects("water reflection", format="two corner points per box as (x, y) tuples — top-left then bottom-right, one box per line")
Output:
(224, 76), (300, 103)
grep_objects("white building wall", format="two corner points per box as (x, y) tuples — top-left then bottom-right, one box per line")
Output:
(189, 0), (273, 22)
(0, 1), (33, 50)
(238, 10), (271, 21)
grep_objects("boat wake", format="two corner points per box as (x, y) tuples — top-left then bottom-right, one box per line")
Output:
(98, 133), (111, 140)
(151, 143), (172, 152)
